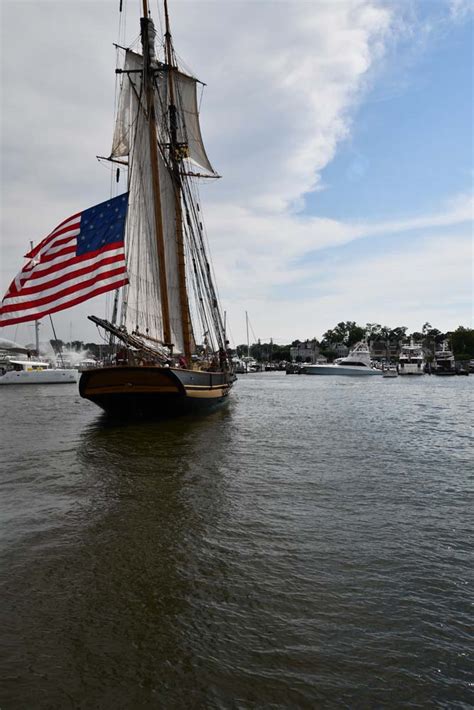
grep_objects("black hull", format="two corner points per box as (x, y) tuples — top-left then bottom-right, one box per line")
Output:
(79, 366), (233, 419)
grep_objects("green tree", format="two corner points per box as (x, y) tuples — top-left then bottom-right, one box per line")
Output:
(449, 326), (474, 359)
(322, 321), (365, 348)
(389, 326), (407, 342)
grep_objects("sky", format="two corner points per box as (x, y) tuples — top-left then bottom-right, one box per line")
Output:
(0, 0), (472, 349)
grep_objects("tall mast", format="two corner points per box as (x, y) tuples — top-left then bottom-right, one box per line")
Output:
(163, 0), (193, 362)
(246, 311), (250, 359)
(140, 0), (172, 347)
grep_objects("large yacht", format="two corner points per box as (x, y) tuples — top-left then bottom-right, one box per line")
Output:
(398, 341), (425, 376)
(432, 342), (456, 376)
(304, 341), (382, 376)
(0, 358), (77, 385)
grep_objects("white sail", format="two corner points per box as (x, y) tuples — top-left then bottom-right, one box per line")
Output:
(112, 51), (214, 175)
(109, 38), (222, 355)
(174, 71), (215, 174)
(121, 97), (163, 343)
(111, 51), (143, 159)
(157, 148), (185, 352)
(114, 60), (184, 352)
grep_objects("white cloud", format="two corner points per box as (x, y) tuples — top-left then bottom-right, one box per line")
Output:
(449, 0), (474, 21)
(1, 1), (471, 348)
(205, 192), (473, 295)
(222, 230), (473, 345)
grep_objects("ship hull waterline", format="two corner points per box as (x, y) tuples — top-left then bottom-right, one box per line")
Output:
(303, 365), (382, 377)
(79, 366), (234, 418)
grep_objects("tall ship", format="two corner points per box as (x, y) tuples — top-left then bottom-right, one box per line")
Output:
(79, 0), (234, 416)
(398, 341), (425, 376)
(0, 0), (234, 417)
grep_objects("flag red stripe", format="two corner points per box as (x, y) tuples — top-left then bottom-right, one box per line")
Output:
(24, 234), (77, 266)
(20, 242), (125, 284)
(10, 254), (126, 297)
(1, 265), (127, 314)
(0, 278), (128, 327)
(27, 217), (81, 258)
(30, 245), (77, 266)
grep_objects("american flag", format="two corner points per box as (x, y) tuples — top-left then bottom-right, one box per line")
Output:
(0, 193), (129, 327)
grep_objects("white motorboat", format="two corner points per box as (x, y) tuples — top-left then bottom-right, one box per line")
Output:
(0, 358), (77, 385)
(398, 341), (425, 376)
(304, 341), (382, 376)
(232, 357), (247, 374)
(382, 366), (398, 378)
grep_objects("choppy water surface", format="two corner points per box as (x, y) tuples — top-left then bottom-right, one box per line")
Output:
(1, 374), (472, 708)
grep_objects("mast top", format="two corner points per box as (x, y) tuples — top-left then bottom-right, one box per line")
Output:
(164, 0), (171, 38)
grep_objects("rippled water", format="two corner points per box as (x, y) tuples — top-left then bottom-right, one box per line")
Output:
(1, 374), (472, 708)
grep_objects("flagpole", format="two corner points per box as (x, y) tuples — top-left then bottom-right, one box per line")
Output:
(30, 241), (40, 355)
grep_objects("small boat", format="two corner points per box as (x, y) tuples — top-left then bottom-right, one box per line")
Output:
(0, 358), (77, 385)
(398, 341), (425, 376)
(231, 357), (247, 374)
(304, 341), (382, 376)
(382, 366), (398, 378)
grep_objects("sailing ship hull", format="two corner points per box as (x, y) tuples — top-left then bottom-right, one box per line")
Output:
(79, 366), (233, 418)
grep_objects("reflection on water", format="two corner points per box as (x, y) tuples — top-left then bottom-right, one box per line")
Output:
(0, 376), (472, 707)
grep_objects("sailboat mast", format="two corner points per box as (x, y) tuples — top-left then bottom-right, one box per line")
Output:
(140, 0), (172, 347)
(246, 311), (250, 359)
(163, 0), (193, 362)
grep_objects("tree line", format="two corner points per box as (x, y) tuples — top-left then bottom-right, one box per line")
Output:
(235, 322), (474, 362)
(50, 322), (474, 363)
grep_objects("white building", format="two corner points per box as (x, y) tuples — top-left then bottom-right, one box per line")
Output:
(290, 339), (320, 363)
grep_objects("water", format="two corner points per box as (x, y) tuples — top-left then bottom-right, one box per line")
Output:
(1, 374), (472, 708)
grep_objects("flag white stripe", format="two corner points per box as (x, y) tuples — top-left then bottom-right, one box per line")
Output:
(16, 237), (76, 280)
(1, 275), (127, 323)
(33, 222), (81, 257)
(18, 246), (125, 288)
(16, 237), (78, 284)
(37, 234), (78, 258)
(3, 258), (126, 306)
